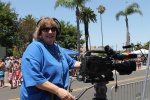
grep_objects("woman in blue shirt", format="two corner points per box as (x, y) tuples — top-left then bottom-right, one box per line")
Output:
(20, 17), (81, 100)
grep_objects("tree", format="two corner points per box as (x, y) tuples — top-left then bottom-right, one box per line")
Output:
(96, 5), (106, 48)
(54, 0), (90, 54)
(56, 20), (84, 50)
(20, 15), (37, 44)
(116, 2), (142, 52)
(0, 1), (18, 55)
(79, 6), (97, 51)
(13, 15), (37, 57)
(143, 41), (149, 50)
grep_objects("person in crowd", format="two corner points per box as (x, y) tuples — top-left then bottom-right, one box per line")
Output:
(137, 60), (142, 69)
(19, 71), (23, 85)
(7, 62), (14, 89)
(18, 57), (23, 85)
(5, 57), (11, 72)
(10, 56), (15, 63)
(20, 17), (81, 100)
(0, 58), (5, 88)
(14, 61), (21, 87)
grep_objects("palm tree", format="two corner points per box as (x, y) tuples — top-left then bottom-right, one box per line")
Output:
(96, 5), (106, 48)
(54, 0), (91, 54)
(79, 6), (97, 51)
(116, 2), (142, 52)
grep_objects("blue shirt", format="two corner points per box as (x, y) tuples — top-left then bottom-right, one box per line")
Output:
(20, 40), (76, 100)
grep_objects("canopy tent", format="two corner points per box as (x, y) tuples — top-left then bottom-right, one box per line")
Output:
(62, 48), (79, 56)
(130, 49), (149, 55)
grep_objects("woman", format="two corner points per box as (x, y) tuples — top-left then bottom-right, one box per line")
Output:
(20, 17), (81, 100)
(7, 62), (14, 89)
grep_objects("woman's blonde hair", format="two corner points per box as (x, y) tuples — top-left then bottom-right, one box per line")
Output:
(34, 17), (58, 40)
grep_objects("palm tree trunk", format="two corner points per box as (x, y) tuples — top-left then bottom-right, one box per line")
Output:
(76, 6), (80, 55)
(100, 13), (104, 48)
(84, 21), (89, 51)
(125, 16), (130, 52)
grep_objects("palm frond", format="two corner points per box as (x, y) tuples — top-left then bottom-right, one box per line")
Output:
(54, 0), (75, 9)
(125, 2), (142, 15)
(116, 11), (125, 21)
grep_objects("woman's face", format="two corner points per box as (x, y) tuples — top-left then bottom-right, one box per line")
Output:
(40, 24), (57, 45)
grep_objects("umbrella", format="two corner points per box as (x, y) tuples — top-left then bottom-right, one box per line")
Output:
(130, 49), (148, 54)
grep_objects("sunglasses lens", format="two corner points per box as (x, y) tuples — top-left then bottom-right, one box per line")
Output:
(51, 27), (56, 32)
(42, 27), (56, 32)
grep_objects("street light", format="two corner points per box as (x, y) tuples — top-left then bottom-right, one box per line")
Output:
(96, 5), (106, 48)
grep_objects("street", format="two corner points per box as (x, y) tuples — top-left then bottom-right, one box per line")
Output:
(0, 67), (149, 100)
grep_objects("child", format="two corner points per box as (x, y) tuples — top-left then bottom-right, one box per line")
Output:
(14, 61), (21, 87)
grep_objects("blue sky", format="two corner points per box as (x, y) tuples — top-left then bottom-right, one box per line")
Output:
(3, 0), (150, 51)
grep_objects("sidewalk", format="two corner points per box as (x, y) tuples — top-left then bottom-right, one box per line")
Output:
(4, 71), (10, 87)
(140, 65), (147, 70)
(4, 83), (11, 87)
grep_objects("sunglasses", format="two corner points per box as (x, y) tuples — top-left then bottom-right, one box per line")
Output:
(41, 27), (56, 32)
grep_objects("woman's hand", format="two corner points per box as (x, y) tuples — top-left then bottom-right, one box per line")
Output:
(36, 81), (76, 100)
(57, 88), (76, 100)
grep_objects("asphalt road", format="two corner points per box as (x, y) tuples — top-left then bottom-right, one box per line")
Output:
(0, 67), (149, 100)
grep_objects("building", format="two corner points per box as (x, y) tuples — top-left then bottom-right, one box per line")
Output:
(0, 45), (6, 59)
(80, 46), (104, 52)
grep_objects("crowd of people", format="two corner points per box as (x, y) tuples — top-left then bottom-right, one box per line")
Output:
(0, 56), (22, 89)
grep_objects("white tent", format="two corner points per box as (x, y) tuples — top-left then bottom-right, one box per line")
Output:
(130, 49), (149, 54)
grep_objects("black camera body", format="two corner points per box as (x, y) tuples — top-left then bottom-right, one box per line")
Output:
(79, 46), (137, 83)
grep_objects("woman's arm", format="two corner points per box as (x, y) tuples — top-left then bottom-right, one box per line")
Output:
(36, 81), (75, 100)
(73, 61), (81, 69)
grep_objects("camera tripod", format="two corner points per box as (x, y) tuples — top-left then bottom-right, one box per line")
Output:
(76, 82), (109, 100)
(69, 78), (109, 100)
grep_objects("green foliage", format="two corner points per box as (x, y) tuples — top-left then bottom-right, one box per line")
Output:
(56, 21), (84, 50)
(140, 42), (149, 50)
(116, 2), (142, 21)
(96, 5), (106, 14)
(0, 1), (18, 56)
(54, 0), (90, 9)
(13, 15), (37, 57)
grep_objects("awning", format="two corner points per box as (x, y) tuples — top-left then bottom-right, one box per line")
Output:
(62, 48), (79, 56)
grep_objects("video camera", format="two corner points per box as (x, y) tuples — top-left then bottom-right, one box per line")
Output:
(78, 45), (137, 83)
